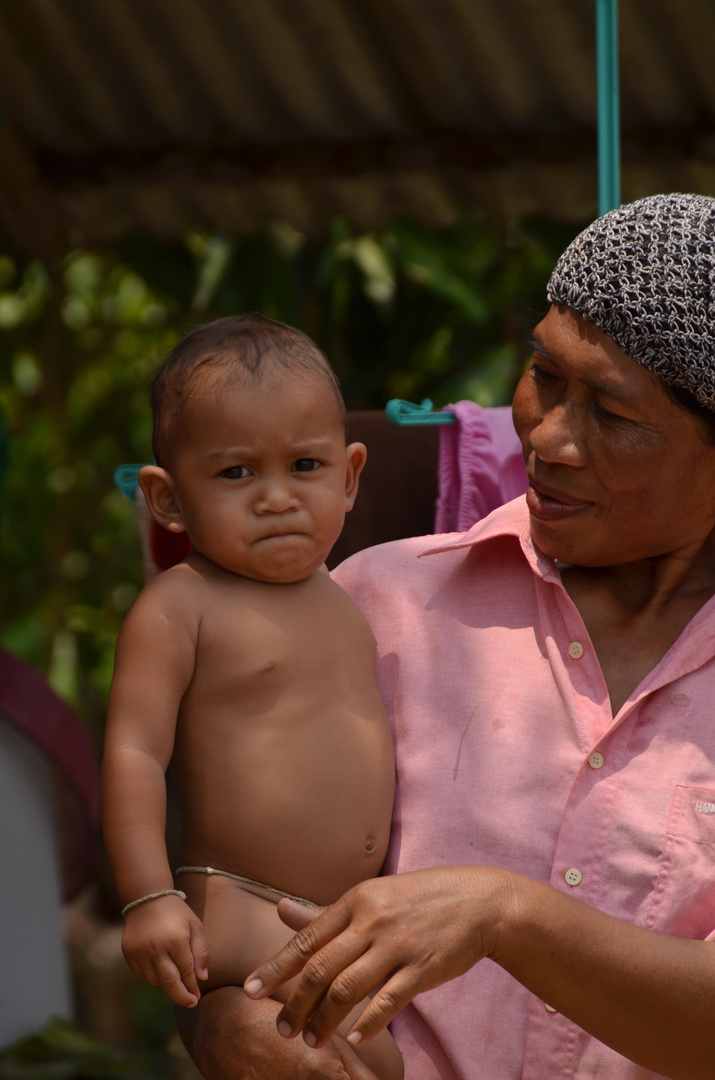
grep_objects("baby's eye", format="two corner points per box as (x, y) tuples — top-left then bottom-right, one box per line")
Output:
(220, 465), (251, 479)
(292, 458), (321, 472)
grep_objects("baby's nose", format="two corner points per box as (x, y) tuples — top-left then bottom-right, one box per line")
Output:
(254, 478), (300, 513)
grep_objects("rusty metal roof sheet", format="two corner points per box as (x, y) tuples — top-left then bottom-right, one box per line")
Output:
(0, 0), (713, 256)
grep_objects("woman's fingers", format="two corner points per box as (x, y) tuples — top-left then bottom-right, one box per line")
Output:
(276, 897), (326, 932)
(289, 953), (415, 1050)
(250, 878), (418, 1042)
(284, 945), (382, 1046)
(345, 970), (425, 1047)
(248, 867), (516, 1048)
(244, 899), (355, 1000)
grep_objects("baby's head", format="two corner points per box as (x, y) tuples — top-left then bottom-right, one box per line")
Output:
(150, 314), (346, 469)
(139, 315), (366, 583)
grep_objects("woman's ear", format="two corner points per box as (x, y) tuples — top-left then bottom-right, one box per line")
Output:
(138, 465), (186, 533)
(343, 442), (367, 512)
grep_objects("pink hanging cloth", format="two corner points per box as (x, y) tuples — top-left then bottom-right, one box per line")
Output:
(434, 401), (528, 533)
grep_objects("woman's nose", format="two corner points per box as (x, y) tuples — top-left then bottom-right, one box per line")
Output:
(527, 404), (585, 467)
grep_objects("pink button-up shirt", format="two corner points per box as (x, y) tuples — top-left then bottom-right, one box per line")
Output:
(332, 497), (715, 1080)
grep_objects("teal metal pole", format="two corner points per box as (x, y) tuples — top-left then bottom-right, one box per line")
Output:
(596, 0), (620, 214)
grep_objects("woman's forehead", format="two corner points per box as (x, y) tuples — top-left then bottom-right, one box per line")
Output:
(534, 304), (640, 373)
(533, 305), (684, 411)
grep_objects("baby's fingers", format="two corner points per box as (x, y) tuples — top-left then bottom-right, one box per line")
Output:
(124, 950), (197, 1006)
(155, 952), (201, 1008)
(189, 919), (210, 984)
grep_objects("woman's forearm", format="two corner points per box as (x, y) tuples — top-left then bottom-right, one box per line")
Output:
(495, 873), (715, 1080)
(245, 866), (715, 1080)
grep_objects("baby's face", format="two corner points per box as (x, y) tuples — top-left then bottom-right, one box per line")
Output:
(167, 368), (361, 583)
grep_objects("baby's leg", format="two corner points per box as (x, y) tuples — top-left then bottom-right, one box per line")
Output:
(183, 875), (403, 1080)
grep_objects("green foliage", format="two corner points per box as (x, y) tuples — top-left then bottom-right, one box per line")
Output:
(0, 1017), (125, 1079)
(0, 212), (581, 743)
(124, 985), (180, 1079)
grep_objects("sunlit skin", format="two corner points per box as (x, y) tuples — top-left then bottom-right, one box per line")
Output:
(514, 303), (715, 571)
(102, 363), (403, 1080)
(513, 304), (715, 714)
(222, 305), (715, 1080)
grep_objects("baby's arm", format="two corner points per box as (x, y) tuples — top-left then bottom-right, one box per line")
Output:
(102, 575), (209, 1007)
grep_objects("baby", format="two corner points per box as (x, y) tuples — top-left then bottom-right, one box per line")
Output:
(102, 315), (403, 1079)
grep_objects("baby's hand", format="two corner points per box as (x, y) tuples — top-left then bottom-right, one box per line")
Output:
(121, 895), (209, 1007)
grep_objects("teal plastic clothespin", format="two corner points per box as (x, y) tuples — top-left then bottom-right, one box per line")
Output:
(113, 463), (146, 500)
(385, 398), (455, 425)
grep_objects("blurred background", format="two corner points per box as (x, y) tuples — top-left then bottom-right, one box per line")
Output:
(0, 0), (712, 1076)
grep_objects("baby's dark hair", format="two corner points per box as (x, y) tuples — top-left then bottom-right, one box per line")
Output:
(151, 314), (346, 466)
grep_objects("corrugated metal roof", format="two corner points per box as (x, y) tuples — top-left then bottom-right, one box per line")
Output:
(0, 0), (713, 257)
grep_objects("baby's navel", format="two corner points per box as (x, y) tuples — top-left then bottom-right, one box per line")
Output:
(365, 835), (377, 854)
(259, 659), (277, 673)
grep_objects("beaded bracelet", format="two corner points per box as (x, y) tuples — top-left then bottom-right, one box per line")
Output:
(121, 889), (187, 917)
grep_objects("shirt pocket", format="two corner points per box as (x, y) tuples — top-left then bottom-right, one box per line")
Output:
(643, 785), (715, 939)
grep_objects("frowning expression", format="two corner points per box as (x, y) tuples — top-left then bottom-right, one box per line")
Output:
(512, 304), (715, 567)
(161, 367), (365, 583)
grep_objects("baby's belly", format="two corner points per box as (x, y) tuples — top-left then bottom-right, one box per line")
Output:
(182, 873), (302, 997)
(174, 727), (395, 904)
(177, 798), (389, 906)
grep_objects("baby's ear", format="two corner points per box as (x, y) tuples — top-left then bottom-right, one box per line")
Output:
(138, 465), (187, 533)
(344, 442), (367, 512)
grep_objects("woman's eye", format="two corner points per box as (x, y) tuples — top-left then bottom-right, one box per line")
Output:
(594, 402), (622, 422)
(292, 458), (320, 472)
(220, 465), (251, 479)
(531, 362), (557, 383)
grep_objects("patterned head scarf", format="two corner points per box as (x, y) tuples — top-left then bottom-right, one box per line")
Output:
(547, 193), (715, 411)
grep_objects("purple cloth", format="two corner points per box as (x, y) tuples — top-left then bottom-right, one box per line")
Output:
(434, 402), (527, 533)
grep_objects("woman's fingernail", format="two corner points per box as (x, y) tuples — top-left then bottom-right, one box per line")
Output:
(244, 978), (263, 996)
(304, 1032), (317, 1048)
(347, 1030), (363, 1046)
(277, 1021), (291, 1038)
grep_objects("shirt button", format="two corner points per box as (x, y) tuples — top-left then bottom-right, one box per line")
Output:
(544, 1003), (557, 1013)
(568, 641), (584, 659)
(588, 751), (605, 770)
(564, 867), (583, 886)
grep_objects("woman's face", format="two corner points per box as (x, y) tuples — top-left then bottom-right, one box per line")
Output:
(512, 303), (715, 567)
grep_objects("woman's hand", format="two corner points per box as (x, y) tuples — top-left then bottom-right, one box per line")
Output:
(244, 866), (517, 1049)
(255, 867), (715, 1080)
(175, 987), (380, 1080)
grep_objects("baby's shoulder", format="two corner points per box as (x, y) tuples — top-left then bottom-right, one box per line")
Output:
(125, 562), (207, 626)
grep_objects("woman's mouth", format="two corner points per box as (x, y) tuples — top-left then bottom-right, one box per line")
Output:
(526, 481), (593, 521)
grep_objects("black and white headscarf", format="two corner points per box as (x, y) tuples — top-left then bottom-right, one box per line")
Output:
(547, 193), (715, 411)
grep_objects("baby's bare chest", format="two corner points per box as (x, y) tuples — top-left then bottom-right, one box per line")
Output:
(180, 575), (374, 714)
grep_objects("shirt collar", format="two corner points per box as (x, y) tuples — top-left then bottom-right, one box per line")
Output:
(417, 496), (560, 583)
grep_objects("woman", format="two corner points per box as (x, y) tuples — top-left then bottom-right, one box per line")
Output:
(179, 194), (715, 1080)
